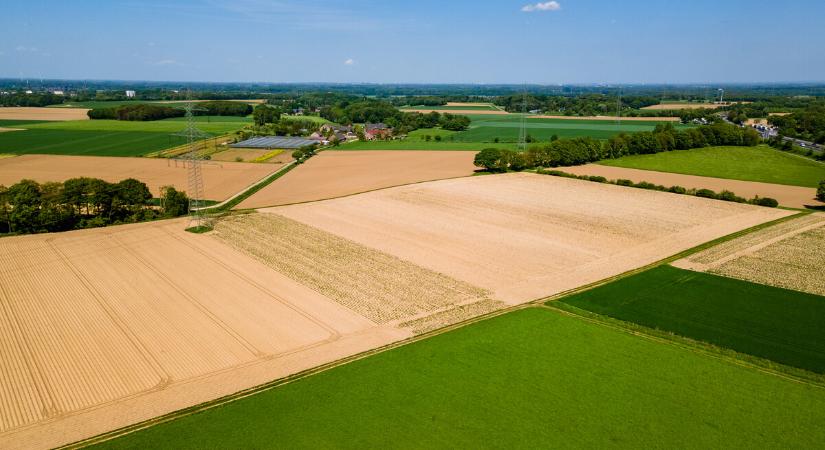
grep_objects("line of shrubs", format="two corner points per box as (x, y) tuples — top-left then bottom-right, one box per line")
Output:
(474, 122), (761, 171)
(0, 178), (190, 235)
(88, 101), (252, 121)
(536, 169), (780, 207)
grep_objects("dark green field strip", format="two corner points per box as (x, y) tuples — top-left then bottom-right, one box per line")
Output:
(0, 129), (188, 157)
(92, 308), (825, 449)
(558, 265), (825, 373)
(0, 119), (54, 127)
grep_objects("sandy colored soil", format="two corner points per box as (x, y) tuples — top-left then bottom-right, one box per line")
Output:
(528, 115), (681, 122)
(210, 148), (285, 163)
(0, 154), (283, 201)
(0, 219), (411, 449)
(562, 164), (819, 209)
(674, 213), (825, 296)
(0, 107), (90, 121)
(641, 103), (720, 110)
(272, 173), (791, 304)
(402, 108), (509, 115)
(0, 127), (23, 133)
(237, 150), (477, 208)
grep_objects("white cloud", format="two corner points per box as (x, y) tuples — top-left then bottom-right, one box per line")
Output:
(344, 58), (355, 66)
(15, 45), (39, 52)
(521, 1), (561, 12)
(151, 59), (179, 66)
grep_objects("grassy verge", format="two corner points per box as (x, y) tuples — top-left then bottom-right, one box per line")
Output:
(89, 307), (825, 449)
(202, 161), (297, 213)
(557, 265), (825, 374)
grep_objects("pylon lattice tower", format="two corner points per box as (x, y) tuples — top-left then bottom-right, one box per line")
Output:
(173, 102), (210, 228)
(518, 90), (528, 151)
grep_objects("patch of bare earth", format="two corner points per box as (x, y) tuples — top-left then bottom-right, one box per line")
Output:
(674, 213), (825, 296)
(0, 127), (24, 133)
(237, 150), (477, 208)
(0, 107), (90, 121)
(403, 108), (509, 115)
(0, 219), (408, 449)
(563, 164), (819, 209)
(272, 172), (792, 304)
(213, 213), (499, 325)
(0, 154), (282, 201)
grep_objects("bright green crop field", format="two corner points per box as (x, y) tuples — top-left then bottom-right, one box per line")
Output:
(598, 145), (825, 187)
(559, 265), (825, 374)
(0, 117), (248, 157)
(93, 308), (825, 449)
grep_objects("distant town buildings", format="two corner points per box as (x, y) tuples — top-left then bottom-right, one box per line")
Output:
(125, 90), (136, 98)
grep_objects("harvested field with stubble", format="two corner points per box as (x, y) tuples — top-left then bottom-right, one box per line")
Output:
(273, 173), (792, 304)
(0, 219), (413, 449)
(213, 213), (500, 325)
(237, 150), (476, 208)
(0, 106), (90, 121)
(0, 154), (282, 200)
(674, 213), (825, 296)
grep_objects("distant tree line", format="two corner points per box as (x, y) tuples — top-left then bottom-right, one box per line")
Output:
(87, 101), (252, 121)
(0, 92), (65, 107)
(768, 104), (825, 143)
(319, 99), (470, 133)
(0, 178), (189, 235)
(474, 122), (760, 171)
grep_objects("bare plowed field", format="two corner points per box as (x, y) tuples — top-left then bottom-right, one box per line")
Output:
(237, 150), (476, 208)
(674, 213), (825, 295)
(562, 164), (818, 209)
(0, 154), (282, 200)
(0, 107), (90, 121)
(0, 219), (409, 449)
(273, 173), (792, 304)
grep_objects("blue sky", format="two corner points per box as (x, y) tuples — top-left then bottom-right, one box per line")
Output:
(1, 0), (823, 84)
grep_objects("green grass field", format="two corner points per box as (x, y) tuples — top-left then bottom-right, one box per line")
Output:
(94, 307), (825, 449)
(598, 145), (825, 187)
(0, 117), (248, 157)
(340, 140), (518, 151)
(0, 119), (53, 127)
(559, 265), (825, 374)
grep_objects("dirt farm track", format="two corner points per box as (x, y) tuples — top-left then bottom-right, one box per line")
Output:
(0, 173), (792, 448)
(0, 154), (283, 201)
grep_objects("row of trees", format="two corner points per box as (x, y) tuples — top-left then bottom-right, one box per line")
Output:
(474, 122), (760, 171)
(0, 178), (189, 235)
(88, 101), (253, 121)
(0, 92), (65, 107)
(318, 99), (471, 133)
(768, 104), (825, 143)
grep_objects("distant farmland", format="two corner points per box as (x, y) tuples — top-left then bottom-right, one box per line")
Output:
(0, 116), (249, 157)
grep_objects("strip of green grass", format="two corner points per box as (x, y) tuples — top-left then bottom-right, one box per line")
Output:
(92, 308), (825, 449)
(559, 265), (825, 373)
(22, 117), (246, 135)
(597, 145), (825, 187)
(339, 140), (517, 151)
(0, 119), (53, 127)
(0, 129), (189, 156)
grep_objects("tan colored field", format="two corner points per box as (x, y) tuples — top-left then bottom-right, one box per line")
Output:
(0, 219), (411, 449)
(237, 150), (476, 208)
(674, 213), (825, 296)
(0, 154), (282, 200)
(445, 102), (494, 107)
(272, 173), (791, 304)
(0, 107), (89, 121)
(562, 164), (818, 209)
(210, 148), (286, 163)
(641, 103), (720, 110)
(528, 115), (681, 122)
(402, 108), (508, 115)
(0, 127), (23, 133)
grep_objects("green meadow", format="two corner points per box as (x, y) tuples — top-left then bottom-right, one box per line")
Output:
(94, 308), (825, 449)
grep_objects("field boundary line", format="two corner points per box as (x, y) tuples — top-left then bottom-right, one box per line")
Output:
(542, 302), (825, 389)
(196, 161), (296, 212)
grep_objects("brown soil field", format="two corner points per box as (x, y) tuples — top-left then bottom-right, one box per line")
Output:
(272, 172), (792, 304)
(674, 213), (825, 296)
(0, 219), (411, 449)
(402, 108), (509, 115)
(0, 107), (90, 121)
(0, 127), (23, 133)
(562, 164), (819, 209)
(0, 154), (282, 200)
(236, 150), (476, 208)
(528, 115), (681, 122)
(210, 148), (286, 163)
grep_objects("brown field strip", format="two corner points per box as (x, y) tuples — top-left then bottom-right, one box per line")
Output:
(674, 213), (825, 295)
(562, 164), (819, 209)
(0, 154), (283, 200)
(401, 108), (508, 115)
(272, 172), (792, 304)
(0, 127), (24, 133)
(236, 150), (476, 208)
(0, 107), (89, 121)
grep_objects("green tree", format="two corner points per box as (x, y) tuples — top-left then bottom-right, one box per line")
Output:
(474, 148), (504, 172)
(160, 186), (189, 217)
(292, 150), (305, 162)
(817, 180), (825, 202)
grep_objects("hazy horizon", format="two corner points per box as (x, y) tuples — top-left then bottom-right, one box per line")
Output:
(1, 0), (824, 85)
